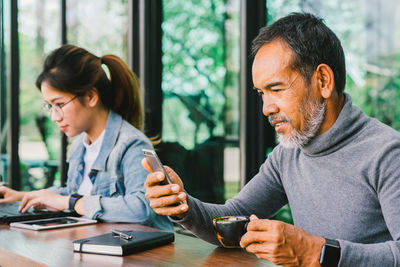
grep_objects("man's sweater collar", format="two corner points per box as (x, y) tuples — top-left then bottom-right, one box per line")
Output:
(300, 93), (369, 156)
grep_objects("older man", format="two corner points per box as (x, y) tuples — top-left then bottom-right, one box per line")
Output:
(143, 13), (400, 267)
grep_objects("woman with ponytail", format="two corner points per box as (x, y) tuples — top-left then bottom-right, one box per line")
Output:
(0, 45), (173, 231)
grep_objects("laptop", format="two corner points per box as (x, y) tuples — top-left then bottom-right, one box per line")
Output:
(0, 201), (77, 223)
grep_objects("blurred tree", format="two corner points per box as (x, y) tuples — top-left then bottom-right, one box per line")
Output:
(162, 0), (240, 149)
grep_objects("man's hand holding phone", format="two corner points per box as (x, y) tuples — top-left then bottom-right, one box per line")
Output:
(142, 150), (189, 219)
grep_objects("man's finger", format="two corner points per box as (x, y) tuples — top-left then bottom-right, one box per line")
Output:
(250, 214), (258, 221)
(144, 172), (167, 187)
(148, 192), (186, 209)
(153, 203), (189, 216)
(141, 158), (153, 172)
(240, 230), (274, 248)
(243, 240), (274, 254)
(246, 218), (274, 231)
(145, 183), (182, 199)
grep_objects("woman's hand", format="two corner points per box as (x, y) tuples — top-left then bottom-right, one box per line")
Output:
(0, 186), (25, 203)
(19, 189), (69, 213)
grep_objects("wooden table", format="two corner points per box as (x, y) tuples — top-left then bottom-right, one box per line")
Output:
(0, 223), (276, 267)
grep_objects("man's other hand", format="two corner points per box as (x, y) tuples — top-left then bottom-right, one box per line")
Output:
(240, 215), (325, 267)
(142, 158), (189, 219)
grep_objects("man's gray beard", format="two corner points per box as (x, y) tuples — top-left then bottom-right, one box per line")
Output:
(277, 96), (326, 148)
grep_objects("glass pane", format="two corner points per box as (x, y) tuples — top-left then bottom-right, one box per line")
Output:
(0, 0), (7, 183)
(267, 0), (400, 131)
(18, 0), (61, 190)
(15, 0), (129, 190)
(161, 0), (241, 203)
(66, 0), (129, 62)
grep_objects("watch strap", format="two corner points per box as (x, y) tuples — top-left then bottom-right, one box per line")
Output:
(320, 238), (341, 267)
(69, 193), (83, 212)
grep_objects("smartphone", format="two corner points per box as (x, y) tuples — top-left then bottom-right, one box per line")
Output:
(142, 149), (173, 185)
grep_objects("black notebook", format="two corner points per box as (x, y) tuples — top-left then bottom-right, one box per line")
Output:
(73, 230), (174, 256)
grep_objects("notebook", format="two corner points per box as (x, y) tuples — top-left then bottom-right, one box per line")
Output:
(73, 230), (175, 256)
(0, 202), (77, 223)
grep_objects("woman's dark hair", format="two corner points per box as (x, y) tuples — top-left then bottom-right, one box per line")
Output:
(36, 44), (143, 130)
(252, 12), (346, 94)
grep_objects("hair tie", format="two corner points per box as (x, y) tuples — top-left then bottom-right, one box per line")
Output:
(100, 58), (111, 80)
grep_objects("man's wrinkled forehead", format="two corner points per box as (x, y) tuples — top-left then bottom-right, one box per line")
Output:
(252, 40), (295, 87)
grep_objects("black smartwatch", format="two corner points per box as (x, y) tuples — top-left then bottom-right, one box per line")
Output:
(320, 238), (341, 267)
(69, 193), (83, 212)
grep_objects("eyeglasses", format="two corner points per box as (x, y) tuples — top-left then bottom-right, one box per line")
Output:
(42, 95), (79, 119)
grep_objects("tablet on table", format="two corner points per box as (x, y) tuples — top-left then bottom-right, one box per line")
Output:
(10, 216), (97, 230)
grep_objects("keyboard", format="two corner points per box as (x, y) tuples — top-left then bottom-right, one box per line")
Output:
(0, 202), (26, 216)
(0, 201), (77, 223)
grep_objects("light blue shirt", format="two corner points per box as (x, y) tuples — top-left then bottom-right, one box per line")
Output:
(47, 110), (173, 231)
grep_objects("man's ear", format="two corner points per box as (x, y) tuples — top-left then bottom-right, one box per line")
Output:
(86, 88), (100, 107)
(315, 64), (334, 99)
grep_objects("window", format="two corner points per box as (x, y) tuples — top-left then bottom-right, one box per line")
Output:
(161, 0), (241, 202)
(18, 0), (61, 190)
(9, 0), (130, 190)
(66, 0), (129, 61)
(0, 0), (7, 182)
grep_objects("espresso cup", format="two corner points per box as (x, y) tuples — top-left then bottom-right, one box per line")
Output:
(212, 216), (249, 248)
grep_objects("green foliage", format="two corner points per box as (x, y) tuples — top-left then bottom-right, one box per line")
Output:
(224, 181), (240, 200)
(162, 0), (240, 149)
(271, 204), (294, 225)
(67, 0), (129, 60)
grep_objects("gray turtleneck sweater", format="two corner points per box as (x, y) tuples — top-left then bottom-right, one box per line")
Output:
(174, 94), (400, 266)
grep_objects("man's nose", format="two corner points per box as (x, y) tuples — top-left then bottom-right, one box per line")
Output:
(262, 96), (279, 116)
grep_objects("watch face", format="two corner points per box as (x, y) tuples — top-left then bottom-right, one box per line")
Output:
(320, 239), (341, 267)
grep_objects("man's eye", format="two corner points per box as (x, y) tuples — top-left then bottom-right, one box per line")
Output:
(54, 103), (63, 108)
